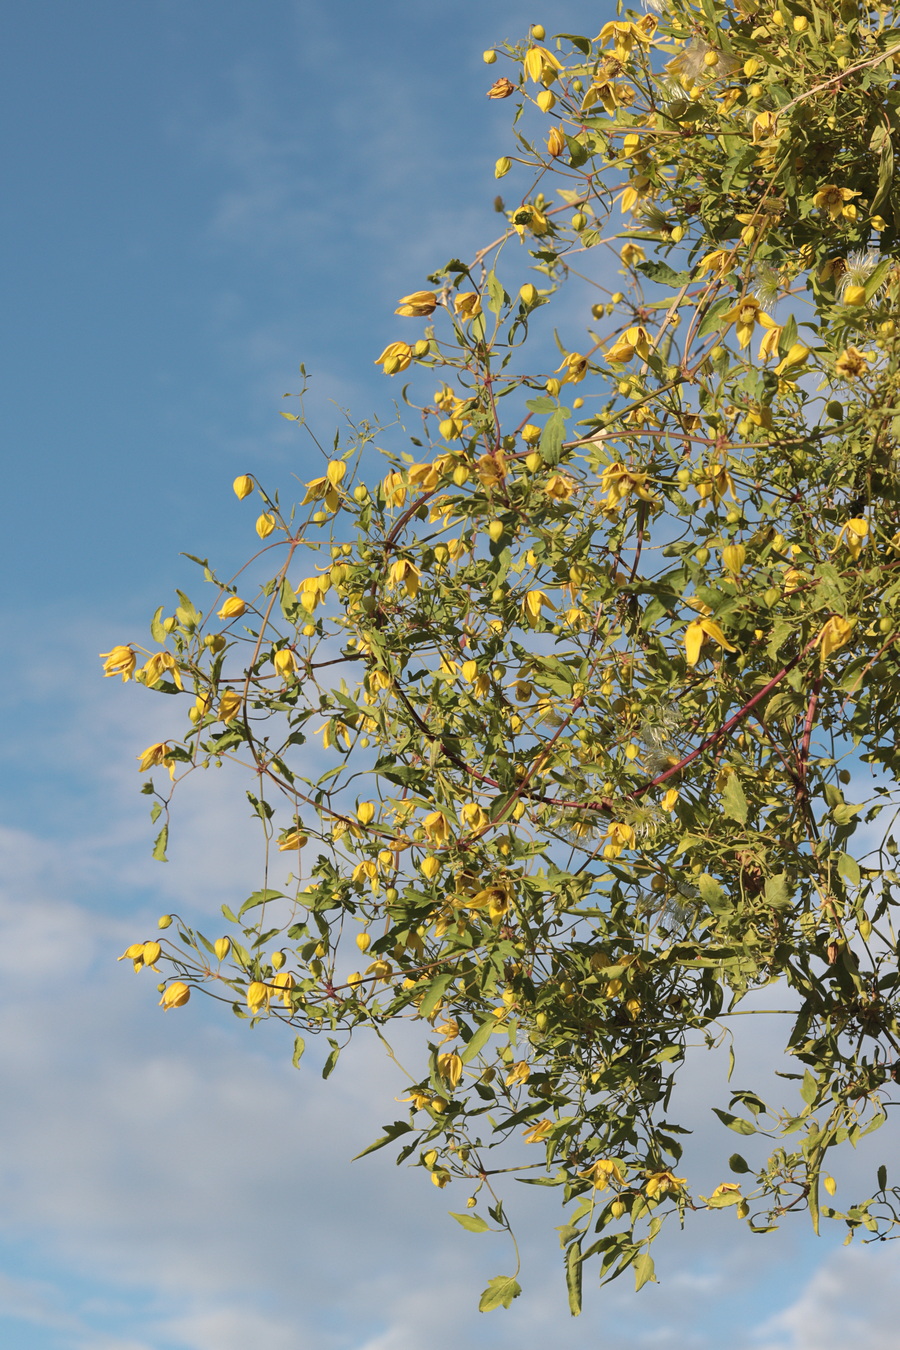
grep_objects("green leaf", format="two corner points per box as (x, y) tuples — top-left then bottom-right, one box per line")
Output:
(150, 606), (167, 643)
(418, 970), (456, 1019)
(152, 825), (169, 862)
(713, 1108), (756, 1135)
(696, 296), (732, 339)
(729, 1153), (750, 1173)
(478, 1275), (522, 1313)
(292, 1035), (306, 1068)
(633, 1251), (656, 1291)
(838, 852), (861, 885)
(461, 1017), (496, 1063)
(554, 31), (592, 54)
(352, 1120), (412, 1161)
(878, 1164), (888, 1191)
(721, 773), (748, 825)
(765, 873), (792, 909)
(565, 1240), (583, 1315)
(565, 134), (589, 168)
(322, 1039), (340, 1080)
(698, 872), (726, 910)
(239, 889), (285, 917)
(450, 1210), (491, 1233)
(539, 406), (571, 466)
(486, 270), (507, 317)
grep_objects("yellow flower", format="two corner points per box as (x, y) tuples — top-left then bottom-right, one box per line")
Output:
(599, 17), (657, 57)
(505, 1060), (531, 1086)
(273, 648), (296, 680)
(620, 243), (646, 268)
(835, 346), (871, 378)
(438, 1052), (463, 1087)
(813, 184), (861, 221)
(523, 589), (554, 623)
(99, 645), (137, 682)
(684, 617), (737, 666)
(818, 614), (854, 662)
(217, 596), (247, 620)
(600, 463), (656, 508)
(137, 742), (174, 774)
(247, 981), (270, 1014)
(722, 543), (746, 574)
(645, 1170), (685, 1198)
(725, 295), (762, 349)
(836, 517), (868, 561)
(581, 1157), (624, 1190)
(256, 512), (276, 539)
(118, 942), (147, 972)
(140, 650), (184, 690)
(696, 249), (735, 278)
(423, 810), (451, 845)
(217, 689), (243, 722)
(605, 326), (651, 363)
(661, 788), (679, 812)
(273, 970), (295, 1008)
(357, 801), (376, 825)
(751, 110), (779, 142)
(544, 474), (575, 502)
(523, 44), (562, 84)
(159, 982), (190, 1010)
(214, 937), (231, 960)
(277, 828), (308, 851)
(395, 290), (437, 317)
(757, 317), (783, 362)
(556, 351), (589, 384)
(774, 343), (810, 375)
(521, 423), (542, 444)
(453, 292), (482, 319)
(546, 125), (566, 158)
(387, 557), (421, 598)
(523, 1118), (554, 1143)
(233, 474), (253, 500)
(374, 341), (413, 375)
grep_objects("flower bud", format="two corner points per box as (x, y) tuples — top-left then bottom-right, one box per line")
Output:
(271, 950), (286, 970)
(158, 914), (173, 929)
(536, 89), (556, 112)
(356, 932), (371, 952)
(159, 982), (190, 1010)
(142, 941), (161, 966)
(233, 475), (253, 500)
(247, 981), (269, 1013)
(488, 521), (504, 542)
(494, 156), (512, 178)
(519, 283), (538, 308)
(483, 48), (497, 63)
(531, 23), (545, 39)
(214, 937), (231, 961)
(273, 648), (296, 680)
(722, 543), (746, 574)
(357, 801), (376, 825)
(204, 633), (227, 652)
(421, 855), (440, 880)
(217, 596), (247, 620)
(326, 460), (347, 487)
(843, 284), (866, 305)
(525, 452), (542, 472)
(353, 484), (368, 502)
(256, 512), (276, 539)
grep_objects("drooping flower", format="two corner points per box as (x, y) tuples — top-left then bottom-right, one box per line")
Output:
(217, 596), (247, 621)
(137, 742), (174, 774)
(374, 341), (413, 375)
(684, 617), (736, 666)
(99, 645), (137, 682)
(159, 982), (190, 1010)
(394, 290), (437, 317)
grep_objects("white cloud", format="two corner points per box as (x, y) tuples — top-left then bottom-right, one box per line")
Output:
(751, 1243), (900, 1350)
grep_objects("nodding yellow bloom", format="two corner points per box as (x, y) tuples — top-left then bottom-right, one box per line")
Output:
(546, 125), (566, 158)
(813, 184), (861, 222)
(356, 801), (376, 825)
(387, 557), (421, 598)
(137, 742), (175, 775)
(600, 462), (656, 509)
(835, 517), (868, 561)
(684, 616), (737, 666)
(217, 689), (243, 722)
(301, 477), (339, 512)
(273, 970), (295, 1008)
(556, 351), (589, 384)
(544, 474), (575, 502)
(374, 341), (413, 375)
(395, 290), (437, 317)
(618, 175), (652, 214)
(140, 650), (184, 690)
(774, 342), (810, 375)
(453, 292), (482, 319)
(423, 810), (451, 845)
(99, 645), (137, 682)
(277, 829), (308, 851)
(605, 325), (651, 363)
(757, 317), (783, 362)
(603, 821), (635, 860)
(326, 459), (347, 488)
(523, 589), (554, 623)
(661, 788), (679, 812)
(599, 16), (657, 57)
(581, 1157), (625, 1190)
(696, 249), (736, 278)
(159, 982), (190, 1010)
(438, 1052), (463, 1088)
(217, 596), (247, 621)
(724, 295), (763, 349)
(273, 648), (296, 681)
(523, 1118), (554, 1143)
(118, 942), (148, 972)
(818, 614), (854, 662)
(620, 243), (646, 268)
(246, 981), (270, 1014)
(523, 44), (562, 84)
(722, 543), (746, 574)
(256, 512), (276, 539)
(408, 460), (441, 491)
(645, 1170), (685, 1198)
(751, 110), (779, 142)
(505, 1060), (531, 1086)
(233, 474), (253, 500)
(382, 471), (407, 507)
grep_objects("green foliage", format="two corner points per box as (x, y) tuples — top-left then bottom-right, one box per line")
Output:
(107, 0), (900, 1306)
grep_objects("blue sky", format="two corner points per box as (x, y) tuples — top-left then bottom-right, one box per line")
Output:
(2, 3), (899, 1348)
